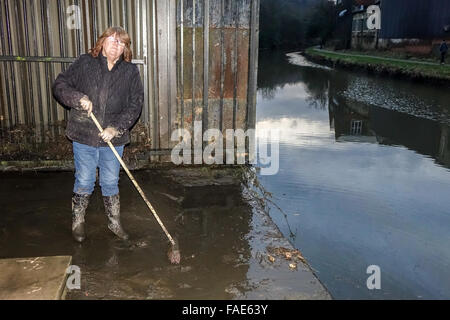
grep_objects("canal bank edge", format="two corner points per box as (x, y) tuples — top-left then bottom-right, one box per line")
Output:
(242, 185), (332, 300)
(304, 48), (450, 85)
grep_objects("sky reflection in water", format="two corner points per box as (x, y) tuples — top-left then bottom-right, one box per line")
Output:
(256, 51), (450, 299)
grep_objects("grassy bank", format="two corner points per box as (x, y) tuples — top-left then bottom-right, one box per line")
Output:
(339, 50), (439, 64)
(304, 48), (450, 82)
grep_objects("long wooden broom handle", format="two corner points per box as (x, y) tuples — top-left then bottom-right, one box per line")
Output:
(90, 113), (176, 246)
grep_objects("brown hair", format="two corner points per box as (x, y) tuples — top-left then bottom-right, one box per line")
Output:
(89, 26), (133, 62)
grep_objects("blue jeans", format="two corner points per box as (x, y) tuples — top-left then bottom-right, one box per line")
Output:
(73, 141), (124, 197)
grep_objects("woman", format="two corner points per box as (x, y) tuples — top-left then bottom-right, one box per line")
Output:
(53, 27), (144, 243)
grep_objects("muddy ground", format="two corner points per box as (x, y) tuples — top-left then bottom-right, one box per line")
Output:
(0, 167), (330, 299)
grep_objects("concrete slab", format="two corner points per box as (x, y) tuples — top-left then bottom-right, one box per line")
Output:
(0, 256), (72, 300)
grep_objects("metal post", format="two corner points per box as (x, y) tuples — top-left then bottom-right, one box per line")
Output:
(202, 0), (209, 133)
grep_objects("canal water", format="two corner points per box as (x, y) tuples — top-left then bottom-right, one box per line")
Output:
(256, 51), (450, 299)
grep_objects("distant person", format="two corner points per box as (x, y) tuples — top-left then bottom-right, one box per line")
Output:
(440, 40), (448, 64)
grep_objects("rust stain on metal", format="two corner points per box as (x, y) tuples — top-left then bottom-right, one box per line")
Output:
(221, 99), (234, 131)
(236, 30), (249, 100)
(182, 27), (193, 100)
(223, 29), (236, 99)
(194, 27), (204, 100)
(208, 29), (222, 99)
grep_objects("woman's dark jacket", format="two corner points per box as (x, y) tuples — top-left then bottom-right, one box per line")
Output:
(52, 53), (144, 147)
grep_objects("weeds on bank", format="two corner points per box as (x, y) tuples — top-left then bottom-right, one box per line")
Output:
(235, 165), (298, 242)
(0, 122), (152, 162)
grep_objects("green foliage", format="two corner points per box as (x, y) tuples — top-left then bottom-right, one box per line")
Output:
(260, 0), (309, 50)
(305, 0), (337, 42)
(306, 48), (450, 80)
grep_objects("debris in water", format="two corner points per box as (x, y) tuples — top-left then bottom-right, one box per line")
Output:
(131, 240), (150, 249)
(178, 283), (192, 289)
(180, 266), (192, 273)
(297, 253), (306, 264)
(268, 255), (275, 263)
(267, 246), (307, 264)
(289, 263), (297, 270)
(159, 192), (184, 203)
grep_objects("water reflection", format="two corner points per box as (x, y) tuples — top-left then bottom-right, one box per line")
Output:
(256, 50), (450, 299)
(329, 85), (450, 169)
(259, 51), (450, 169)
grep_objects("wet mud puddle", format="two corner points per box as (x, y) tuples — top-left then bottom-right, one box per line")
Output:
(0, 169), (329, 299)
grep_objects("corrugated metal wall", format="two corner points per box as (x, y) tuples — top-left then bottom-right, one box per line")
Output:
(380, 0), (450, 39)
(0, 0), (259, 155)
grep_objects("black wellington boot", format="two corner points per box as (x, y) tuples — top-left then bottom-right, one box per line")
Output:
(72, 193), (90, 243)
(103, 194), (129, 240)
